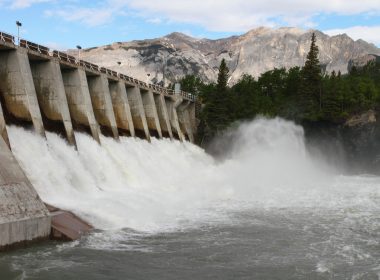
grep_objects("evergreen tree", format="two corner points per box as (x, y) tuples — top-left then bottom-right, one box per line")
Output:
(231, 74), (257, 119)
(201, 59), (233, 136)
(322, 72), (341, 120)
(337, 70), (342, 79)
(304, 33), (321, 77)
(217, 59), (229, 91)
(298, 33), (322, 120)
(176, 74), (204, 96)
(349, 66), (358, 76)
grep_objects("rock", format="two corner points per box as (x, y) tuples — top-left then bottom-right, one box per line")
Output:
(345, 110), (376, 127)
(76, 27), (380, 86)
(348, 54), (380, 72)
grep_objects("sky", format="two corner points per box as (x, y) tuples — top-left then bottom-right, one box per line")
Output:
(0, 0), (379, 50)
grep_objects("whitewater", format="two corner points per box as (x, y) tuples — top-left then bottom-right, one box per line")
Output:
(2, 118), (380, 279)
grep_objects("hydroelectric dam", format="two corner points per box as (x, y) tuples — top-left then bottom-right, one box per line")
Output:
(0, 31), (197, 249)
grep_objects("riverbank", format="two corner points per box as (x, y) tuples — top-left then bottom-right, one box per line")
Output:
(303, 110), (380, 174)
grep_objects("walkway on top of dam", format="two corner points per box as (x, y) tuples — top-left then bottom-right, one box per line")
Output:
(0, 31), (196, 102)
(0, 29), (198, 144)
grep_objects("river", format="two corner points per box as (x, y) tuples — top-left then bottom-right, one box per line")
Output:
(0, 118), (379, 279)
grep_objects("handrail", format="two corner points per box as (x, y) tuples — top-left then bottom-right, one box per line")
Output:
(99, 66), (107, 74)
(20, 39), (50, 56)
(79, 60), (99, 71)
(52, 50), (77, 64)
(0, 31), (196, 101)
(0, 31), (15, 45)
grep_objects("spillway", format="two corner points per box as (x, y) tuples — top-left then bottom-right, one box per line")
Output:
(0, 30), (198, 249)
(3, 118), (372, 232)
(1, 118), (379, 279)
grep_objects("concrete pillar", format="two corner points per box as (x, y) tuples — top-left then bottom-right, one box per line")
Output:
(0, 102), (10, 149)
(30, 59), (77, 147)
(126, 86), (150, 141)
(177, 101), (195, 143)
(61, 68), (100, 144)
(109, 81), (135, 137)
(0, 137), (51, 249)
(87, 75), (119, 140)
(0, 48), (45, 137)
(167, 97), (185, 141)
(154, 94), (173, 139)
(141, 90), (162, 138)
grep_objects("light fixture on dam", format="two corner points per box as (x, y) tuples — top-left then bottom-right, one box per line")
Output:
(16, 20), (22, 45)
(76, 45), (82, 60)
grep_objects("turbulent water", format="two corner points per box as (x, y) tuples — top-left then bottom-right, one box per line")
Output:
(1, 118), (380, 279)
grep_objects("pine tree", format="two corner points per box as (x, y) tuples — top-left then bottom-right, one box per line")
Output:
(304, 33), (321, 78)
(323, 71), (341, 120)
(298, 33), (322, 120)
(203, 59), (232, 134)
(217, 59), (229, 91)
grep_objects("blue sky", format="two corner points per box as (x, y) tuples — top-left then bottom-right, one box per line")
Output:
(0, 0), (379, 50)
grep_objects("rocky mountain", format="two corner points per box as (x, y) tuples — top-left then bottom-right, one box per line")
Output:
(348, 54), (380, 72)
(78, 27), (380, 86)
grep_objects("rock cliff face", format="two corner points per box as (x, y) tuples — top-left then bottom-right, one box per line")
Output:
(78, 27), (380, 86)
(348, 54), (380, 71)
(303, 111), (380, 174)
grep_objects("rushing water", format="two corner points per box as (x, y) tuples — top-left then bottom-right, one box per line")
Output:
(1, 118), (380, 279)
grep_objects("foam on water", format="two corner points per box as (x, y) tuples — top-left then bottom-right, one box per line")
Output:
(4, 118), (380, 278)
(6, 118), (380, 234)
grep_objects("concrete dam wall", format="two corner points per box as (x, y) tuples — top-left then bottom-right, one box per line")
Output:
(0, 31), (197, 249)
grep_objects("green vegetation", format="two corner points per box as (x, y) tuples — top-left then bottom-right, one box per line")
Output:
(176, 33), (380, 141)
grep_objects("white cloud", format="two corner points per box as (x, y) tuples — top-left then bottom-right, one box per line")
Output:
(6, 0), (51, 9)
(45, 7), (115, 27)
(325, 25), (380, 46)
(120, 0), (380, 32)
(41, 0), (380, 47)
(42, 0), (380, 31)
(146, 18), (162, 24)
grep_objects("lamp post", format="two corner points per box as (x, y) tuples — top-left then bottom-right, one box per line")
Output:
(117, 62), (121, 77)
(76, 45), (82, 62)
(16, 21), (22, 45)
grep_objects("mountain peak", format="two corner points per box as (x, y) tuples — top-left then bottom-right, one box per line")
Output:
(80, 28), (380, 86)
(243, 26), (307, 38)
(165, 32), (197, 42)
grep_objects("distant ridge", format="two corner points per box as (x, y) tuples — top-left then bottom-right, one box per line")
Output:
(79, 27), (380, 85)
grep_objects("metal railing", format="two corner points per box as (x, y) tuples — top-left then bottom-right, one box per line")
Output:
(0, 30), (196, 101)
(53, 50), (77, 64)
(20, 39), (49, 56)
(79, 60), (99, 71)
(0, 31), (15, 45)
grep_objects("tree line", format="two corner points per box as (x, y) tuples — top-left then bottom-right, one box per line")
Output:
(176, 33), (380, 142)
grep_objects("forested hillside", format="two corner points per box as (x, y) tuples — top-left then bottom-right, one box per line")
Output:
(177, 34), (380, 143)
